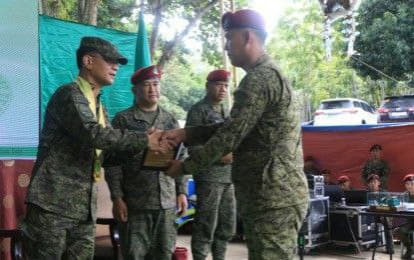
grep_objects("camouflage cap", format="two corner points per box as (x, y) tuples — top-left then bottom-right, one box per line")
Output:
(77, 36), (128, 65)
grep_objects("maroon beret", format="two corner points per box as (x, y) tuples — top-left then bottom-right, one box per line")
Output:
(221, 9), (266, 32)
(367, 174), (380, 182)
(403, 174), (414, 183)
(337, 175), (350, 183)
(207, 69), (231, 82)
(131, 65), (161, 85)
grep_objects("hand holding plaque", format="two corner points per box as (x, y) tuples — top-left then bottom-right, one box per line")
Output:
(142, 129), (183, 171)
(147, 128), (177, 154)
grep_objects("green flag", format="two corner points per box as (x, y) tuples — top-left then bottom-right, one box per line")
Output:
(134, 11), (151, 70)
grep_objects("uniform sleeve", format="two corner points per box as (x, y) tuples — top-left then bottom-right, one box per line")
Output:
(182, 71), (274, 175)
(383, 161), (390, 176)
(171, 118), (188, 195)
(51, 87), (148, 153)
(104, 166), (124, 200)
(103, 113), (127, 200)
(361, 161), (370, 183)
(185, 106), (204, 158)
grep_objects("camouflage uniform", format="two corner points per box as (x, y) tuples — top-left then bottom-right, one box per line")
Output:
(21, 78), (149, 260)
(362, 159), (390, 188)
(186, 97), (236, 260)
(105, 105), (187, 260)
(397, 193), (414, 256)
(182, 55), (309, 260)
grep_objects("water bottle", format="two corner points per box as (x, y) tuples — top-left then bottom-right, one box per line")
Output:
(341, 197), (346, 206)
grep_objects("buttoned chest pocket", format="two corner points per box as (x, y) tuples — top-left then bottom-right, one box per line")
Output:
(205, 111), (225, 124)
(129, 120), (149, 132)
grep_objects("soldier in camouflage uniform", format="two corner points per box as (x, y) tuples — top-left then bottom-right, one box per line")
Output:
(20, 37), (170, 260)
(362, 144), (390, 188)
(186, 69), (236, 260)
(105, 65), (188, 260)
(164, 9), (309, 260)
(398, 174), (414, 259)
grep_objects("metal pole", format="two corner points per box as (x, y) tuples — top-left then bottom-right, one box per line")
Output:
(230, 0), (237, 108)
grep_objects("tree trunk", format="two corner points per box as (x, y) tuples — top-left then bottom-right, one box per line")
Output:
(157, 0), (219, 69)
(78, 0), (99, 25)
(150, 0), (162, 60)
(41, 0), (60, 17)
(77, 0), (86, 22)
(86, 0), (99, 25)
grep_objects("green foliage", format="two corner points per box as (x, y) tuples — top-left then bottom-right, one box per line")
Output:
(267, 1), (373, 109)
(159, 58), (207, 120)
(196, 0), (248, 67)
(351, 0), (414, 81)
(56, 0), (77, 21)
(97, 0), (136, 31)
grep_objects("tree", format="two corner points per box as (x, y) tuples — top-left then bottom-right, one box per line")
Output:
(159, 57), (207, 119)
(40, 0), (136, 29)
(267, 0), (372, 111)
(196, 0), (248, 68)
(144, 0), (220, 69)
(351, 0), (414, 81)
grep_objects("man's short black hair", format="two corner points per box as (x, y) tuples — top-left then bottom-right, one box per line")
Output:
(370, 144), (382, 151)
(76, 49), (94, 69)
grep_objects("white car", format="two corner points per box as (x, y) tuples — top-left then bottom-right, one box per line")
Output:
(313, 98), (377, 126)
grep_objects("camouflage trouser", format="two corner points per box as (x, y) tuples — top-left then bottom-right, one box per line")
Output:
(119, 208), (177, 260)
(191, 182), (236, 260)
(20, 204), (95, 260)
(241, 204), (308, 260)
(397, 220), (414, 250)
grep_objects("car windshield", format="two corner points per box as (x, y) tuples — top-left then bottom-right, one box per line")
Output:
(381, 97), (414, 109)
(320, 100), (352, 110)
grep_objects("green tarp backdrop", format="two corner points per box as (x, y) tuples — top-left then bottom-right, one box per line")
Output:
(40, 15), (138, 121)
(0, 12), (147, 159)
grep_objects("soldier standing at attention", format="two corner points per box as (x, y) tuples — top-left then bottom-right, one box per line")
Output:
(186, 69), (236, 260)
(20, 37), (171, 259)
(164, 9), (309, 260)
(362, 144), (390, 188)
(105, 65), (188, 260)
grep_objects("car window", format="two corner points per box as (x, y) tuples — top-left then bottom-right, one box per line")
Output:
(321, 100), (351, 109)
(361, 103), (370, 112)
(381, 97), (414, 109)
(353, 101), (361, 108)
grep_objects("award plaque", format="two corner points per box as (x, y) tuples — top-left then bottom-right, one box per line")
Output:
(141, 143), (183, 171)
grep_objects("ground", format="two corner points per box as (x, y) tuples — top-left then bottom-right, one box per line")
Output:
(94, 175), (404, 260)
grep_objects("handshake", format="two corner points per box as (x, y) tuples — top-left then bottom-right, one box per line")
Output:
(146, 127), (187, 154)
(146, 128), (187, 177)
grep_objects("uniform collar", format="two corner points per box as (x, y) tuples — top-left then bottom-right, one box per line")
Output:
(246, 54), (270, 73)
(203, 96), (224, 111)
(132, 104), (161, 123)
